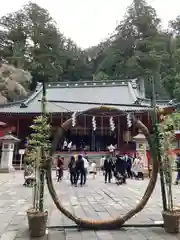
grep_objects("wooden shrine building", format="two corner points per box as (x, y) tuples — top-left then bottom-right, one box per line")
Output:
(0, 79), (176, 164)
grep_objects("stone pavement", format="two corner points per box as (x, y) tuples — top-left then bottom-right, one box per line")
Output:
(0, 171), (180, 239)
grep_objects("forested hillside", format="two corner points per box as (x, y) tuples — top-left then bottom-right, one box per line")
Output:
(1, 0), (180, 101)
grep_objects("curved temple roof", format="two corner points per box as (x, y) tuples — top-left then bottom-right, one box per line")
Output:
(0, 79), (172, 114)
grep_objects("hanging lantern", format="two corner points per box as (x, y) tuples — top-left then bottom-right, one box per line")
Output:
(92, 116), (96, 131)
(127, 113), (132, 128)
(109, 116), (115, 131)
(72, 112), (77, 127)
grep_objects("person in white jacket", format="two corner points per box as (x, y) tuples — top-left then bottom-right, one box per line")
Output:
(82, 157), (89, 184)
(132, 156), (144, 180)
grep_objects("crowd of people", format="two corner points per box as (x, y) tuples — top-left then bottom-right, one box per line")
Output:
(101, 154), (144, 185)
(56, 153), (145, 187)
(23, 151), (180, 188)
(56, 153), (96, 186)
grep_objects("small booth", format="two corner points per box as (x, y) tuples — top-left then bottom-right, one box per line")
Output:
(133, 133), (150, 176)
(0, 133), (20, 173)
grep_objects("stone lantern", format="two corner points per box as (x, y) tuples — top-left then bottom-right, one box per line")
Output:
(133, 133), (148, 169)
(0, 133), (20, 173)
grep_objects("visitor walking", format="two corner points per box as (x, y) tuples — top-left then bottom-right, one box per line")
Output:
(114, 155), (127, 184)
(175, 153), (180, 185)
(100, 155), (105, 173)
(82, 156), (89, 184)
(132, 156), (144, 180)
(75, 155), (85, 186)
(57, 156), (64, 182)
(137, 157), (144, 180)
(68, 141), (72, 152)
(103, 157), (113, 183)
(132, 156), (138, 178)
(63, 139), (68, 151)
(126, 155), (133, 179)
(68, 156), (76, 185)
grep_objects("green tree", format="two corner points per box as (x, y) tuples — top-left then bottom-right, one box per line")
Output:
(89, 0), (174, 99)
(0, 10), (29, 68)
(170, 18), (180, 100)
(0, 2), (89, 86)
(26, 115), (51, 211)
(24, 2), (63, 81)
(1, 0), (180, 101)
(115, 0), (167, 97)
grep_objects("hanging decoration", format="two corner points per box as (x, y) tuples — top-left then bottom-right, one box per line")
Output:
(72, 112), (77, 127)
(109, 117), (115, 131)
(92, 116), (96, 131)
(127, 113), (132, 128)
(160, 114), (165, 121)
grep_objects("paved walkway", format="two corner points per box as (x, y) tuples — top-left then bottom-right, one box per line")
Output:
(0, 171), (180, 239)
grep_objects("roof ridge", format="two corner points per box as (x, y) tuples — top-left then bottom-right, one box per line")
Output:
(46, 80), (134, 89)
(137, 97), (174, 103)
(46, 79), (137, 85)
(20, 83), (43, 108)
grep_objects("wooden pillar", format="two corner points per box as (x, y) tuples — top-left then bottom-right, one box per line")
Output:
(50, 113), (53, 124)
(101, 116), (103, 136)
(91, 130), (95, 151)
(16, 119), (20, 138)
(61, 112), (63, 126)
(60, 113), (63, 151)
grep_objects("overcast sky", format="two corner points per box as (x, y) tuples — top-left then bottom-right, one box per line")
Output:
(0, 0), (180, 49)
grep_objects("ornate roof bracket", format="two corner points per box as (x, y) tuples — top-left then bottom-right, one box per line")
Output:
(20, 82), (43, 108)
(20, 103), (28, 108)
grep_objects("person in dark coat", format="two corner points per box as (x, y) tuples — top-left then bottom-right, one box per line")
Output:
(115, 155), (127, 184)
(126, 155), (133, 179)
(75, 155), (85, 186)
(68, 156), (76, 185)
(103, 157), (113, 183)
(57, 156), (64, 182)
